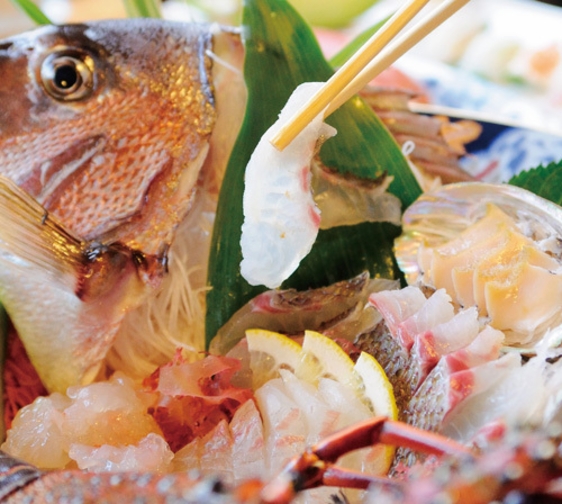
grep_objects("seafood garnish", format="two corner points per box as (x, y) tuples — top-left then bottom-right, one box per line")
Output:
(240, 82), (336, 289)
(395, 182), (562, 346)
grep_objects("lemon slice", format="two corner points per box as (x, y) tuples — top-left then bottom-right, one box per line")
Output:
(297, 330), (358, 389)
(245, 329), (303, 389)
(354, 352), (397, 419)
(354, 351), (398, 474)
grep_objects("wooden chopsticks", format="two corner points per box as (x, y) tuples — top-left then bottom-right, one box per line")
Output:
(270, 0), (472, 151)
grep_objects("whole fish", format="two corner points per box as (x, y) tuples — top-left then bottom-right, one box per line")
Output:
(0, 19), (245, 394)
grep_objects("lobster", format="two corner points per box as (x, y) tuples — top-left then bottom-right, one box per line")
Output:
(0, 416), (561, 503)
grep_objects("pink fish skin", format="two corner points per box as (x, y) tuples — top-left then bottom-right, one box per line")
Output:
(0, 20), (242, 394)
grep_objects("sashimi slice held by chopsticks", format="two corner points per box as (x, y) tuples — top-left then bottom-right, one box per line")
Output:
(240, 82), (336, 289)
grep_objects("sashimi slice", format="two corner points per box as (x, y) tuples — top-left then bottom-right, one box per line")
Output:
(430, 306), (480, 355)
(279, 369), (342, 444)
(407, 307), (481, 392)
(407, 325), (504, 432)
(230, 399), (266, 484)
(199, 420), (234, 483)
(368, 286), (427, 348)
(395, 289), (455, 350)
(425, 204), (518, 295)
(173, 400), (265, 483)
(485, 261), (562, 340)
(240, 82), (336, 288)
(255, 377), (307, 476)
(171, 435), (200, 473)
(442, 352), (548, 442)
(429, 223), (512, 299)
(316, 377), (391, 477)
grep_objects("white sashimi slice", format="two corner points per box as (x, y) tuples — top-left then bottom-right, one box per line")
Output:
(462, 325), (504, 362)
(255, 377), (307, 476)
(171, 435), (200, 473)
(198, 420), (234, 483)
(407, 307), (480, 393)
(430, 306), (480, 354)
(316, 377), (391, 478)
(406, 325), (505, 432)
(240, 82), (336, 289)
(441, 352), (541, 443)
(258, 370), (377, 503)
(230, 399), (266, 484)
(279, 369), (338, 444)
(368, 286), (427, 346)
(397, 289), (455, 346)
(173, 401), (264, 483)
(415, 306), (480, 359)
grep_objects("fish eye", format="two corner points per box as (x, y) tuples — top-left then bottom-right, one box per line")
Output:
(40, 52), (95, 101)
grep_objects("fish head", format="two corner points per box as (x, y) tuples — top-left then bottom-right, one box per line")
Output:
(0, 19), (217, 254)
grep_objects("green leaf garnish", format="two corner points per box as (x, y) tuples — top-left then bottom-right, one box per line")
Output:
(205, 0), (421, 347)
(9, 0), (51, 25)
(122, 0), (162, 18)
(509, 160), (562, 206)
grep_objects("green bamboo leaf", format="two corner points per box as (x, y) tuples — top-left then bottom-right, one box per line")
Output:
(9, 0), (51, 24)
(508, 160), (562, 206)
(205, 0), (420, 347)
(122, 0), (162, 18)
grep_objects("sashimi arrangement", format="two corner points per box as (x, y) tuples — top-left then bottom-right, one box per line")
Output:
(0, 0), (561, 502)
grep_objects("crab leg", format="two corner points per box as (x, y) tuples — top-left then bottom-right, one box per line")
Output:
(260, 416), (472, 503)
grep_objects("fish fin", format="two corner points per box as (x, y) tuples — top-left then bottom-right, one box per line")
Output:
(0, 175), (83, 286)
